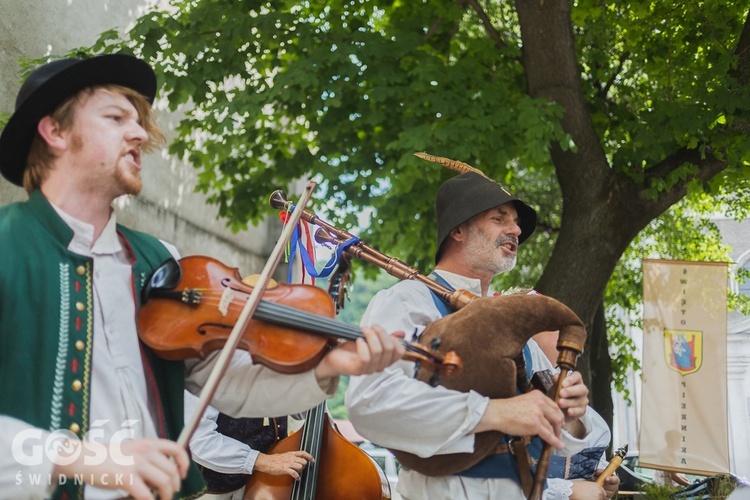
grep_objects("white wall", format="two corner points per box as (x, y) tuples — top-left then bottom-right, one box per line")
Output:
(714, 218), (750, 479)
(0, 0), (280, 276)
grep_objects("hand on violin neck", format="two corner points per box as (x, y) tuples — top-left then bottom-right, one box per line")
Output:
(314, 325), (406, 381)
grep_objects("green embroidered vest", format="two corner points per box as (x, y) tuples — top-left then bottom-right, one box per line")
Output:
(0, 190), (204, 498)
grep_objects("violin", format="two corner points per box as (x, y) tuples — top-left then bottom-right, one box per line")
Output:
(137, 255), (462, 378)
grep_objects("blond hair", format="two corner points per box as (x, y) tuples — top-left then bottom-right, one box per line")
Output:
(23, 84), (165, 193)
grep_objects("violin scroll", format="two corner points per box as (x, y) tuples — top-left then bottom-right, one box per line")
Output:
(404, 342), (462, 383)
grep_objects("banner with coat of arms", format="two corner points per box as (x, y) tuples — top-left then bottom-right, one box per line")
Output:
(639, 259), (730, 475)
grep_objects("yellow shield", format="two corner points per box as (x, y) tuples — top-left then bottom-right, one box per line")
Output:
(663, 329), (703, 376)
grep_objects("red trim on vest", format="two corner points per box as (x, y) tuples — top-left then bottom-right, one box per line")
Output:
(68, 403), (76, 416)
(117, 231), (138, 266)
(120, 233), (170, 439)
(71, 358), (78, 373)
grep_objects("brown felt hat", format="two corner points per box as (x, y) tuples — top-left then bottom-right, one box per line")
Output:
(0, 54), (157, 186)
(435, 172), (537, 261)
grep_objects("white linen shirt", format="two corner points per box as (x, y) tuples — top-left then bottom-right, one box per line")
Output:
(184, 391), (260, 477)
(346, 270), (606, 500)
(57, 206), (161, 499)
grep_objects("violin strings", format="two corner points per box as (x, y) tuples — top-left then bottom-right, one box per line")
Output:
(192, 295), (426, 354)
(164, 289), (364, 341)
(156, 288), (445, 367)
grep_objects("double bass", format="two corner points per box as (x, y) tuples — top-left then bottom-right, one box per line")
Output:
(243, 402), (391, 499)
(242, 253), (392, 498)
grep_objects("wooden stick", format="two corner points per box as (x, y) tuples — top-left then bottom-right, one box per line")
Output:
(596, 444), (628, 486)
(178, 181), (316, 448)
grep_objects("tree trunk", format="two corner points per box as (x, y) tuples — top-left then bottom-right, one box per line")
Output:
(589, 301), (614, 442)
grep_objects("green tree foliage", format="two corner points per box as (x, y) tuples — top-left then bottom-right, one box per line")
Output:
(50, 1), (750, 421)
(334, 271), (398, 327)
(327, 375), (350, 420)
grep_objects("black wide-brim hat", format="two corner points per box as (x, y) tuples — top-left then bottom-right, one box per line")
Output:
(435, 172), (537, 261)
(0, 54), (157, 186)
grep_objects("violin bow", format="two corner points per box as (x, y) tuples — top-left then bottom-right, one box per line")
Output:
(177, 181), (317, 448)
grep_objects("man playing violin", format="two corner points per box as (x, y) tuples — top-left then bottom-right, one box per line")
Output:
(0, 54), (404, 499)
(346, 171), (618, 499)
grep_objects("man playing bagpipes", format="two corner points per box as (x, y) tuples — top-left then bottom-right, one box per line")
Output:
(346, 162), (619, 500)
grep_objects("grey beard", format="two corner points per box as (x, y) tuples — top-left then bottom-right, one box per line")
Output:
(494, 254), (517, 275)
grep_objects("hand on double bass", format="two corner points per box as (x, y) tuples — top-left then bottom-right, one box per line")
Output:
(254, 450), (315, 480)
(314, 325), (406, 380)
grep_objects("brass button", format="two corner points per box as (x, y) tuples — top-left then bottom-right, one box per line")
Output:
(75, 340), (85, 351)
(71, 380), (82, 392)
(75, 302), (85, 312)
(75, 266), (86, 276)
(69, 423), (81, 434)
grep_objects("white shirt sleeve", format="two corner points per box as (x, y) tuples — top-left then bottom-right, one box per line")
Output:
(0, 416), (56, 499)
(184, 392), (259, 474)
(185, 351), (336, 418)
(544, 478), (574, 500)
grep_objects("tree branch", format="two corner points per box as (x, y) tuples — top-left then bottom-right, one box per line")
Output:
(642, 147), (728, 215)
(730, 8), (750, 85)
(465, 0), (506, 50)
(423, 17), (444, 42)
(598, 51), (630, 104)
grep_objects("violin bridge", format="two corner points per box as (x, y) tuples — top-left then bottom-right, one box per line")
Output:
(218, 287), (234, 316)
